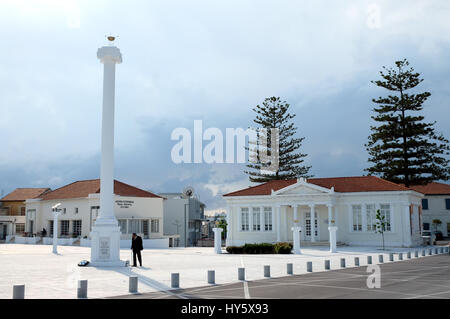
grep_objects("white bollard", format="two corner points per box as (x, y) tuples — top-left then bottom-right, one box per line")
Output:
(367, 256), (372, 264)
(12, 285), (25, 299)
(307, 261), (313, 272)
(287, 263), (293, 275)
(129, 276), (138, 293)
(324, 260), (330, 270)
(77, 280), (88, 299)
(264, 265), (270, 278)
(207, 270), (215, 284)
(354, 257), (360, 267)
(340, 258), (346, 268)
(171, 273), (180, 288)
(238, 268), (245, 281)
(379, 255), (384, 263)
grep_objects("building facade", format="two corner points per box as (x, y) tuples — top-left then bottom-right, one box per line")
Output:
(160, 193), (205, 247)
(408, 182), (450, 237)
(24, 179), (167, 247)
(223, 176), (424, 248)
(0, 188), (50, 240)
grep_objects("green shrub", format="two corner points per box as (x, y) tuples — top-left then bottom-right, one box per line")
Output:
(274, 242), (293, 254)
(226, 242), (291, 254)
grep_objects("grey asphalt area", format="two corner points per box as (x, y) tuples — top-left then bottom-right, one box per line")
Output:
(110, 254), (450, 299)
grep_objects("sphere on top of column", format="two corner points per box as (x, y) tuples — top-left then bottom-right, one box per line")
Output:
(97, 36), (122, 64)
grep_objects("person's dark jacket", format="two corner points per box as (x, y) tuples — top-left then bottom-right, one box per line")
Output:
(131, 236), (143, 251)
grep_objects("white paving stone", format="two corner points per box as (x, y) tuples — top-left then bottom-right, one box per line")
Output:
(0, 243), (439, 299)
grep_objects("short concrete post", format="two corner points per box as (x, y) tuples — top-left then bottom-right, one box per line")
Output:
(12, 285), (25, 299)
(354, 257), (360, 266)
(407, 251), (411, 259)
(434, 248), (438, 254)
(324, 260), (330, 270)
(306, 261), (313, 272)
(207, 270), (215, 284)
(446, 247), (449, 253)
(171, 273), (180, 288)
(340, 258), (346, 268)
(422, 249), (426, 256)
(264, 265), (270, 278)
(440, 247), (443, 254)
(428, 249), (433, 255)
(367, 256), (372, 264)
(378, 255), (384, 263)
(238, 268), (245, 281)
(389, 253), (394, 262)
(414, 250), (418, 258)
(398, 253), (403, 260)
(129, 276), (138, 293)
(287, 263), (293, 275)
(77, 280), (88, 299)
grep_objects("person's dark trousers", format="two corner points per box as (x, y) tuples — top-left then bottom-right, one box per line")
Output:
(133, 249), (142, 266)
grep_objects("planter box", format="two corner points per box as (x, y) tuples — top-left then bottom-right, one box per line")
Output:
(15, 236), (41, 244)
(42, 237), (78, 245)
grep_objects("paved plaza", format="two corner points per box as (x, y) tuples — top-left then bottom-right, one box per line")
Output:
(0, 243), (446, 299)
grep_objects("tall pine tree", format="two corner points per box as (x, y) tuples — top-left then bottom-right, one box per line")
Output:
(365, 59), (450, 187)
(245, 96), (311, 182)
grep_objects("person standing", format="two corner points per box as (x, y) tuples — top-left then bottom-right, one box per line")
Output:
(131, 233), (143, 267)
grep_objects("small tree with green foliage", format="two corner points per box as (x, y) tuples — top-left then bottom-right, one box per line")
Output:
(216, 218), (227, 240)
(375, 209), (387, 250)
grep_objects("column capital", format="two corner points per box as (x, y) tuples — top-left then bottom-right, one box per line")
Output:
(308, 203), (315, 208)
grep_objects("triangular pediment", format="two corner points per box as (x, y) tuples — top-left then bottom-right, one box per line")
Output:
(273, 179), (332, 196)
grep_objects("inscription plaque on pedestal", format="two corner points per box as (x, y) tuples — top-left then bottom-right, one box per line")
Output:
(99, 237), (110, 260)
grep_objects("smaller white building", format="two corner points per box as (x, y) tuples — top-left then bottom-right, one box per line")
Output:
(223, 176), (425, 248)
(24, 179), (168, 248)
(409, 182), (450, 236)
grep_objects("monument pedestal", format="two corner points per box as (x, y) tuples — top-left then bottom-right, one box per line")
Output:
(90, 220), (125, 267)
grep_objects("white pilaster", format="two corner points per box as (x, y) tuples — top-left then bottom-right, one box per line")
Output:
(309, 204), (316, 242)
(276, 205), (281, 242)
(403, 204), (412, 247)
(327, 204), (338, 253)
(225, 206), (232, 246)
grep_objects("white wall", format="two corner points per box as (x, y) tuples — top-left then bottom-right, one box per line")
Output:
(422, 195), (450, 235)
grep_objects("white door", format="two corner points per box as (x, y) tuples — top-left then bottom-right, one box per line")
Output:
(304, 211), (318, 240)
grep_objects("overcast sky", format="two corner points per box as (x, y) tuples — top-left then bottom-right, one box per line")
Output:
(1, 0), (449, 212)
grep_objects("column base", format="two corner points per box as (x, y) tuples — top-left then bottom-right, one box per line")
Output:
(90, 221), (124, 266)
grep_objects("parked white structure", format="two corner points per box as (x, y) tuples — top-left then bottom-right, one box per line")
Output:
(408, 182), (450, 236)
(223, 176), (425, 248)
(24, 179), (168, 248)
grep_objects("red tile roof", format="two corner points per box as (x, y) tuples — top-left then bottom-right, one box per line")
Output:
(39, 179), (162, 200)
(1, 188), (51, 201)
(223, 176), (411, 197)
(407, 182), (450, 195)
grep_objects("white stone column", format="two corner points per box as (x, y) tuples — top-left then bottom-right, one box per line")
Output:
(213, 227), (223, 254)
(404, 204), (412, 247)
(276, 205), (281, 242)
(293, 205), (298, 223)
(90, 39), (125, 267)
(292, 225), (302, 254)
(327, 203), (337, 252)
(225, 206), (232, 246)
(309, 204), (316, 242)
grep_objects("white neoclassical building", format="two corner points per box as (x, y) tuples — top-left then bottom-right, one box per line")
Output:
(223, 176), (425, 248)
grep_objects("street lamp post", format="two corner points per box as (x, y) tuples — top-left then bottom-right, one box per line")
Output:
(52, 203), (62, 254)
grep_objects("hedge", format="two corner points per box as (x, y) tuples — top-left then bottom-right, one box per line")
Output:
(226, 242), (293, 254)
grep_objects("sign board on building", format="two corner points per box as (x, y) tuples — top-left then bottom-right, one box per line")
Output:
(115, 200), (134, 209)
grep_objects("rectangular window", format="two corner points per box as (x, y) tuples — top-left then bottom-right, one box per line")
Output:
(352, 205), (362, 232)
(252, 207), (261, 231)
(264, 207), (272, 231)
(49, 220), (54, 236)
(15, 224), (25, 234)
(20, 207), (25, 216)
(118, 219), (127, 234)
(446, 199), (450, 210)
(74, 207), (79, 214)
(72, 220), (82, 236)
(241, 208), (249, 231)
(129, 219), (141, 234)
(421, 199), (428, 210)
(143, 220), (149, 237)
(423, 222), (430, 231)
(379, 204), (392, 231)
(60, 220), (69, 236)
(366, 204), (376, 231)
(151, 219), (159, 233)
